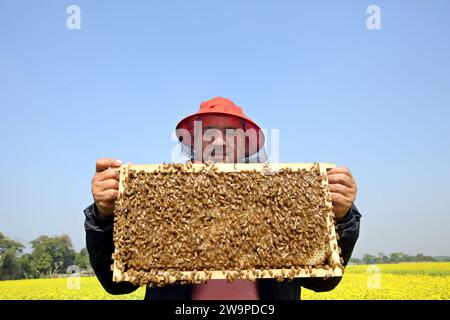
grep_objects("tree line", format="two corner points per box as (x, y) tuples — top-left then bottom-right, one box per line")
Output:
(0, 232), (91, 280)
(349, 252), (441, 265)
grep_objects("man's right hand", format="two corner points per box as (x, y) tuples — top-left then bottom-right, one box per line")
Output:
(91, 158), (123, 219)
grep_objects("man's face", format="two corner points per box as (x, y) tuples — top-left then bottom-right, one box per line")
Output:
(199, 115), (245, 163)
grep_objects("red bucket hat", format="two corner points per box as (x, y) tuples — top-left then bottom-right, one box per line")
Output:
(175, 97), (265, 157)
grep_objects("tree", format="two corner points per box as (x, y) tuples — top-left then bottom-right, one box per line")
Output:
(74, 247), (90, 271)
(389, 252), (408, 263)
(414, 253), (435, 262)
(349, 257), (361, 265)
(361, 253), (378, 264)
(0, 232), (24, 255)
(0, 232), (25, 280)
(30, 235), (76, 277)
(31, 251), (52, 276)
(18, 253), (37, 279)
(1, 249), (21, 280)
(377, 252), (390, 264)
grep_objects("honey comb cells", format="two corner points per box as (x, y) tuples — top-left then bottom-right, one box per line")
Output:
(112, 163), (341, 287)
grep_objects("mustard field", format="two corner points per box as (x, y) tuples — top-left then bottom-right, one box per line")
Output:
(0, 262), (449, 300)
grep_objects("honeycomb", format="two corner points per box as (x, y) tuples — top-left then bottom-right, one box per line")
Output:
(112, 163), (338, 287)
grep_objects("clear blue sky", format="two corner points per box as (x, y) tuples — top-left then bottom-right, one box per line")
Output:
(1, 0), (449, 258)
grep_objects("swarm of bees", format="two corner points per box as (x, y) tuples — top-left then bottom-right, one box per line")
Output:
(112, 163), (340, 287)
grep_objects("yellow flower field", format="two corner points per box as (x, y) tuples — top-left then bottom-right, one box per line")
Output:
(302, 262), (450, 300)
(0, 262), (449, 300)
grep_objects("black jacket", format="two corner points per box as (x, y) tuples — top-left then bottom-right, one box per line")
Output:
(84, 203), (361, 300)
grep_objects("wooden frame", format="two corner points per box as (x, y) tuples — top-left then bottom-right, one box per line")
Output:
(112, 162), (343, 284)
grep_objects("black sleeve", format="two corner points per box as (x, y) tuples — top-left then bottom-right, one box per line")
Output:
(84, 203), (139, 295)
(300, 204), (361, 292)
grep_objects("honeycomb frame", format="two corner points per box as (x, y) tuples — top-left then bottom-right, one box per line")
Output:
(112, 163), (344, 286)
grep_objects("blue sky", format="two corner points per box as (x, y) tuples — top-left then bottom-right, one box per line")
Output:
(0, 0), (449, 258)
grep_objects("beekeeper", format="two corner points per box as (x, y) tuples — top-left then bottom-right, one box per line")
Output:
(84, 97), (361, 300)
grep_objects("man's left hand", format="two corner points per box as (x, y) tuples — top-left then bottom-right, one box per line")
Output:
(327, 167), (357, 219)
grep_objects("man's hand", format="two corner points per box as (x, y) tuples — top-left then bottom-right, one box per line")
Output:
(91, 158), (122, 219)
(327, 167), (357, 220)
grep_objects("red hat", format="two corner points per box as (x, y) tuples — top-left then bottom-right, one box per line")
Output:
(176, 97), (265, 156)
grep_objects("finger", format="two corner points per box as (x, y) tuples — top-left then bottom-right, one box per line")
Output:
(95, 168), (120, 181)
(95, 189), (118, 202)
(96, 158), (122, 172)
(327, 173), (355, 189)
(329, 183), (353, 197)
(327, 166), (353, 178)
(330, 192), (352, 205)
(94, 179), (119, 192)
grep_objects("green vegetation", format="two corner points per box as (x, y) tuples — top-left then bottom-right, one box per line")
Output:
(0, 232), (91, 280)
